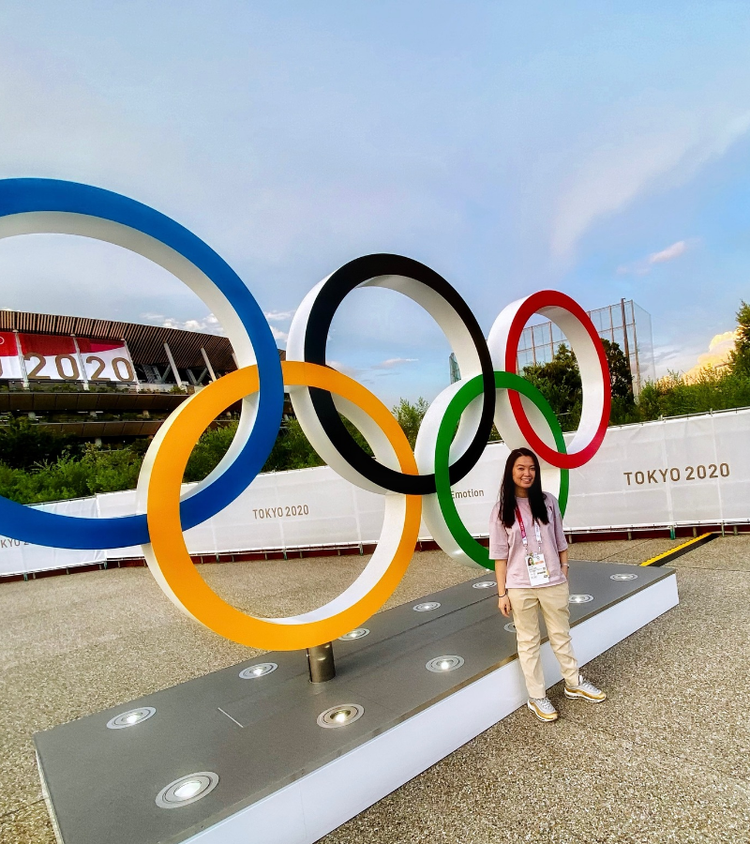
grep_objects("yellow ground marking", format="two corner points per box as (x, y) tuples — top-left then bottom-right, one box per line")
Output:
(639, 532), (715, 567)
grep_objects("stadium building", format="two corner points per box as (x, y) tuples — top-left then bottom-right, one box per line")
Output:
(0, 309), (274, 442)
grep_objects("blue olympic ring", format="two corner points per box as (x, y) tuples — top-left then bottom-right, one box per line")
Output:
(0, 179), (284, 549)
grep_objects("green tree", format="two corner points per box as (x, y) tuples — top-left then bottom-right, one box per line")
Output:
(601, 339), (633, 398)
(392, 397), (430, 448)
(0, 417), (81, 470)
(636, 368), (750, 420)
(522, 340), (638, 428)
(522, 344), (582, 429)
(184, 424), (241, 482)
(729, 300), (750, 377)
(260, 413), (374, 473)
(601, 339), (637, 425)
(78, 443), (144, 494)
(634, 299), (750, 420)
(262, 419), (325, 472)
(340, 416), (375, 457)
(0, 441), (146, 504)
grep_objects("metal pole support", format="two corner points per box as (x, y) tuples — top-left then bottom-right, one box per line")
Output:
(306, 642), (336, 683)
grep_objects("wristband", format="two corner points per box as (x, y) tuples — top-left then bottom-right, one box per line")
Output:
(498, 591), (508, 598)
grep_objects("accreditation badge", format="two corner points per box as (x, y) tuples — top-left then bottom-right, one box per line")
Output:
(527, 552), (550, 586)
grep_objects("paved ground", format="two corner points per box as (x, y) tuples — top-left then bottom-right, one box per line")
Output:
(1, 535), (748, 843)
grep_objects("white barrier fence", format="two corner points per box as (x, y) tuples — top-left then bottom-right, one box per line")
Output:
(2, 408), (749, 576)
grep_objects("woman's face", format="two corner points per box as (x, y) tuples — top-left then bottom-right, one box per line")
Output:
(512, 455), (536, 494)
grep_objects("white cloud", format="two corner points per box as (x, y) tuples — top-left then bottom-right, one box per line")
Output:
(617, 238), (698, 276)
(648, 240), (687, 264)
(684, 329), (738, 381)
(652, 328), (737, 379)
(263, 312), (294, 344)
(269, 325), (288, 343)
(323, 357), (417, 380)
(140, 312), (225, 335)
(372, 357), (418, 369)
(326, 359), (360, 378)
(551, 108), (750, 261)
(265, 310), (295, 323)
(121, 310), (290, 344)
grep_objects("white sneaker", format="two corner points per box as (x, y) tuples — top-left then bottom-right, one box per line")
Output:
(527, 697), (558, 722)
(565, 674), (607, 702)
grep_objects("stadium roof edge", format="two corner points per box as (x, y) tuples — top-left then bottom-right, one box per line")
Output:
(0, 309), (279, 370)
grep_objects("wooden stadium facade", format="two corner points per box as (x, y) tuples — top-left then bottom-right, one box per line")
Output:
(0, 310), (280, 442)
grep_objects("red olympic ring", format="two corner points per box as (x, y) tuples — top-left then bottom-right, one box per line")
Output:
(491, 290), (611, 470)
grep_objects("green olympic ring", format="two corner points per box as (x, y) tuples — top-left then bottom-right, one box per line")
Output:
(434, 371), (569, 571)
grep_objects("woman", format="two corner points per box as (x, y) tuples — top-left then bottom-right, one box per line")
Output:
(489, 447), (606, 722)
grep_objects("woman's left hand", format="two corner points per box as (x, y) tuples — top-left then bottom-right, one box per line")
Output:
(498, 595), (512, 617)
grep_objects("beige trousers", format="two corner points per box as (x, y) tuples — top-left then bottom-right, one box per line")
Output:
(508, 582), (579, 699)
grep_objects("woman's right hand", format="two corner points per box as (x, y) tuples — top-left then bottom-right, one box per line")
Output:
(498, 595), (511, 617)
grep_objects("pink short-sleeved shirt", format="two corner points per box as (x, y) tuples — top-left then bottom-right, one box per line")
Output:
(488, 493), (568, 589)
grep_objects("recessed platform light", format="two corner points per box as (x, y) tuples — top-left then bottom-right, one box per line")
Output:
(338, 628), (370, 641)
(413, 602), (441, 612)
(106, 706), (156, 730)
(569, 594), (594, 604)
(610, 573), (639, 582)
(504, 622), (516, 633)
(239, 662), (277, 680)
(155, 772), (219, 809)
(425, 655), (465, 673)
(317, 704), (364, 729)
(472, 581), (497, 589)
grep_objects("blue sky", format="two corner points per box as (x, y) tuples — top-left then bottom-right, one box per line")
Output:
(1, 1), (749, 406)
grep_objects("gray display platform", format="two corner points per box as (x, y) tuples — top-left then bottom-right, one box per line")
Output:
(35, 561), (678, 844)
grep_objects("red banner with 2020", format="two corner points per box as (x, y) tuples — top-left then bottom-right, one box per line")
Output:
(0, 331), (135, 382)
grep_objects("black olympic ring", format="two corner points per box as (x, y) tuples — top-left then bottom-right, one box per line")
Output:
(300, 253), (495, 495)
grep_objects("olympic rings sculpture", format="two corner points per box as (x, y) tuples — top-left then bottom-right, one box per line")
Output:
(0, 179), (611, 650)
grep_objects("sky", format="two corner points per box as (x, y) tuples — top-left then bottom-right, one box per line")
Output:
(1, 1), (749, 408)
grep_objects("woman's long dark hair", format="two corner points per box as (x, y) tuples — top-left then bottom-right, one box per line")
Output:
(498, 447), (549, 529)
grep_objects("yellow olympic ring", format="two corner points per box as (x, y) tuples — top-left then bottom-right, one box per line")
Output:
(139, 361), (421, 650)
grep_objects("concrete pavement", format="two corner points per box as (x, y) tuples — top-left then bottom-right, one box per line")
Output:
(1, 536), (748, 843)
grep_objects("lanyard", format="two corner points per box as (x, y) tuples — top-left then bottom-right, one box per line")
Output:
(515, 506), (542, 553)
